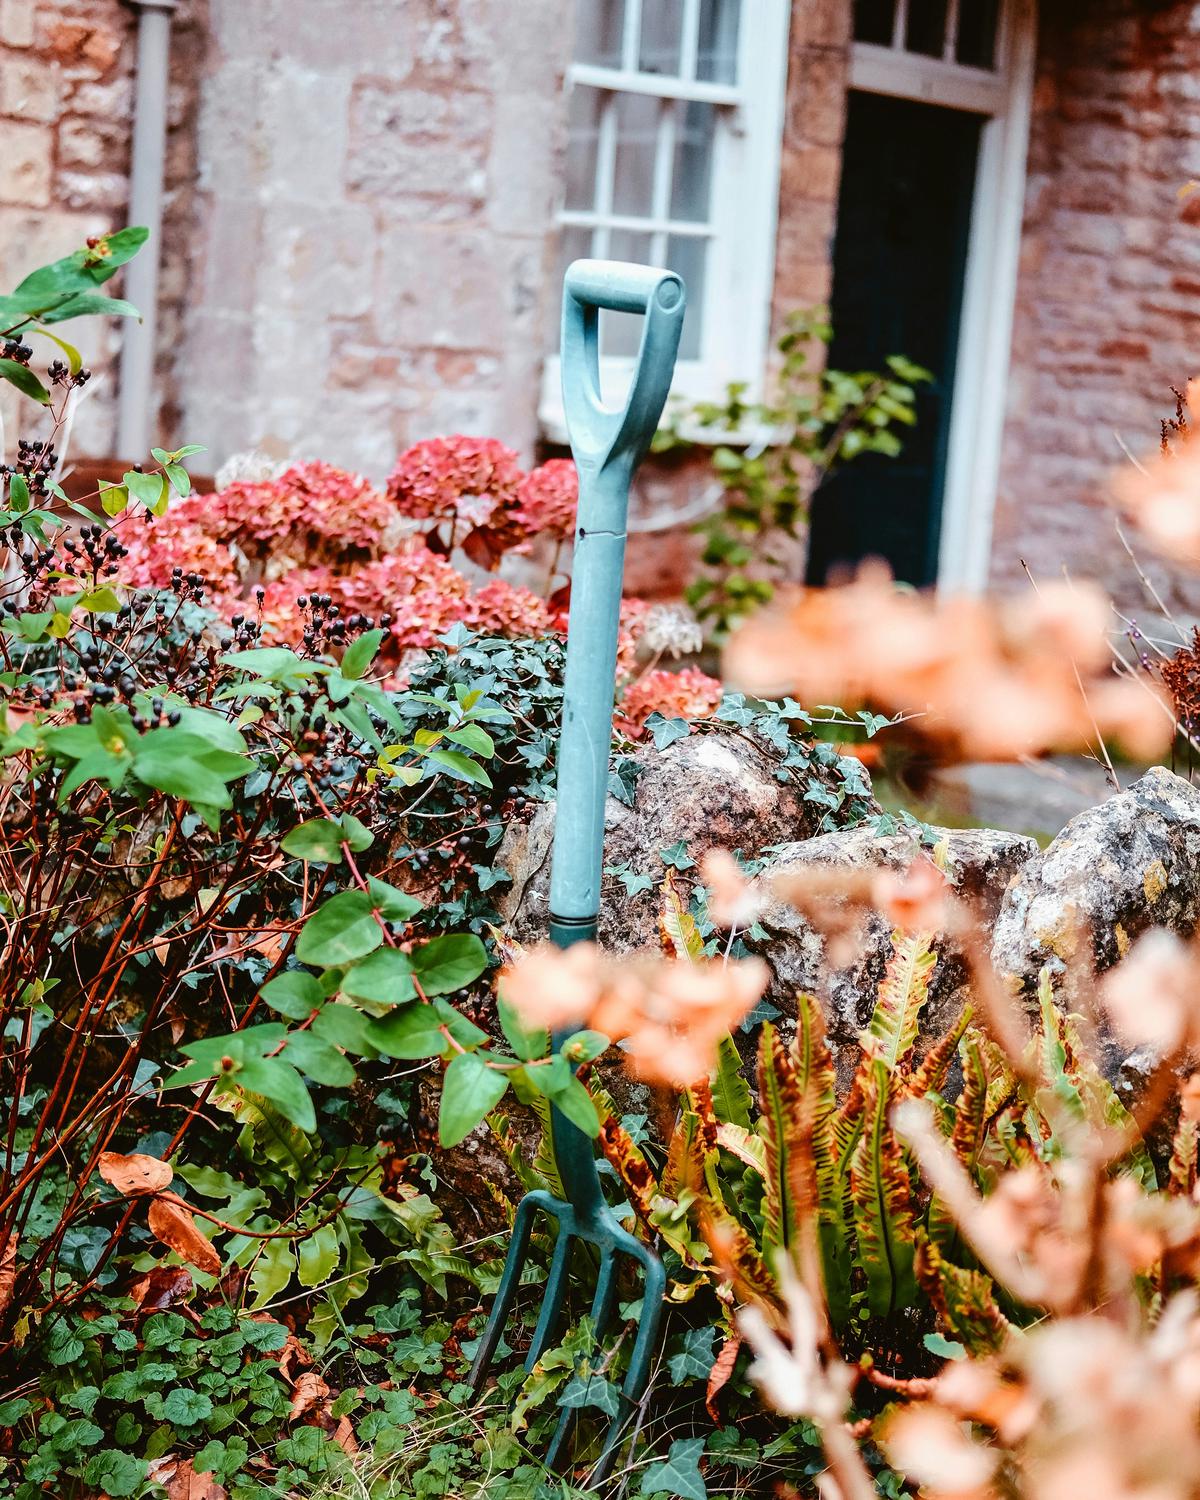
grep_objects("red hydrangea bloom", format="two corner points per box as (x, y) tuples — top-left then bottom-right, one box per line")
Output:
(616, 596), (652, 679)
(213, 460), (397, 561)
(386, 436), (523, 527)
(462, 578), (554, 638)
(618, 667), (724, 733)
(513, 459), (578, 542)
(117, 501), (242, 600)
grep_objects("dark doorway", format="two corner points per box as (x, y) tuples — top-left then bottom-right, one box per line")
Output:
(805, 90), (982, 587)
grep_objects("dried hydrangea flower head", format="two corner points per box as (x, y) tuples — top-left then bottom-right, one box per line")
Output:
(386, 435), (523, 528)
(618, 666), (723, 732)
(213, 449), (288, 491)
(499, 942), (769, 1086)
(638, 601), (704, 660)
(513, 458), (578, 542)
(725, 566), (1170, 763)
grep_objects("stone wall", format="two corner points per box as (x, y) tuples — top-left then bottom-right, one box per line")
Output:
(993, 0), (1200, 617)
(178, 0), (573, 478)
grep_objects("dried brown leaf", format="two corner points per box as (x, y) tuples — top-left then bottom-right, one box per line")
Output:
(147, 1197), (221, 1276)
(99, 1151), (173, 1196)
(146, 1456), (229, 1500)
(706, 1333), (742, 1420)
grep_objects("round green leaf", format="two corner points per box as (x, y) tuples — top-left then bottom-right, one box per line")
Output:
(411, 934), (488, 996)
(260, 970), (323, 1019)
(340, 948), (415, 1006)
(281, 818), (347, 864)
(439, 1052), (509, 1147)
(295, 890), (383, 966)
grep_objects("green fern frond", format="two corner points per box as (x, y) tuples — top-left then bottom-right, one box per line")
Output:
(864, 929), (937, 1069)
(850, 1058), (918, 1318)
(916, 1234), (1011, 1356)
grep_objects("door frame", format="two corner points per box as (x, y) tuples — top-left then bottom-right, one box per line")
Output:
(847, 0), (1038, 592)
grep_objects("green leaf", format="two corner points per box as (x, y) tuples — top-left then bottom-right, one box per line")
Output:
(249, 1236), (297, 1309)
(311, 1002), (375, 1055)
(165, 462), (191, 496)
(33, 325), (82, 374)
(924, 1331), (966, 1361)
(545, 1074), (600, 1137)
(639, 1437), (708, 1500)
(40, 291), (141, 324)
(82, 1450), (147, 1497)
(295, 890), (383, 966)
(710, 1033), (752, 1129)
(367, 876), (422, 922)
(339, 813), (374, 852)
(161, 1388), (214, 1426)
(281, 1030), (356, 1087)
(282, 817), (349, 864)
(444, 722), (495, 756)
(124, 468), (167, 513)
(558, 1372), (620, 1417)
(850, 1059), (918, 1318)
(367, 1003), (447, 1060)
(865, 930), (937, 1068)
(297, 1222), (339, 1287)
(659, 839), (695, 871)
(260, 970), (323, 1019)
(668, 1326), (716, 1383)
(0, 358), (50, 403)
(439, 1052), (509, 1147)
(79, 586), (121, 613)
(340, 628), (385, 680)
(340, 948), (415, 1006)
(425, 747), (492, 787)
(231, 1055), (316, 1132)
(561, 1029), (608, 1064)
(7, 474), (29, 511)
(497, 995), (548, 1061)
(411, 933), (488, 996)
(98, 480), (129, 516)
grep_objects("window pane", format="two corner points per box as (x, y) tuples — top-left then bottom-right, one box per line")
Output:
(696, 0), (739, 83)
(906, 0), (948, 57)
(639, 0), (683, 76)
(956, 0), (999, 68)
(853, 0), (894, 44)
(565, 86), (604, 212)
(612, 91), (660, 217)
(669, 100), (716, 223)
(602, 228), (654, 360)
(666, 234), (705, 361)
(574, 0), (624, 67)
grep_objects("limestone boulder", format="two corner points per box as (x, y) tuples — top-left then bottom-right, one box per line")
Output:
(990, 766), (1200, 1004)
(497, 723), (878, 952)
(749, 825), (1038, 1084)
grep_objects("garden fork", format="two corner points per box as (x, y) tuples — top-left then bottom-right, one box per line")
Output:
(468, 260), (686, 1482)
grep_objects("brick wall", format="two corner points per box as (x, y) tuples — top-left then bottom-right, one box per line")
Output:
(994, 0), (1200, 617)
(178, 0), (573, 478)
(0, 0), (203, 462)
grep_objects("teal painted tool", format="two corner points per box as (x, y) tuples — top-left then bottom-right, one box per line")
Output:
(468, 260), (685, 1481)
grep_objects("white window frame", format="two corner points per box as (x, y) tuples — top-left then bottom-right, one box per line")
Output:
(540, 0), (791, 443)
(848, 0), (1039, 592)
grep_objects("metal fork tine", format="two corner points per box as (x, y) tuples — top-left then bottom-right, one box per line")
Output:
(545, 1246), (620, 1470)
(468, 1189), (551, 1391)
(591, 1244), (668, 1485)
(524, 1224), (575, 1371)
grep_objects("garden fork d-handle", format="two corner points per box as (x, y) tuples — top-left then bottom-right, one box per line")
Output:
(548, 260), (686, 935)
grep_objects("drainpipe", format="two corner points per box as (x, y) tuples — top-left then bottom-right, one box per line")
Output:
(116, 0), (177, 461)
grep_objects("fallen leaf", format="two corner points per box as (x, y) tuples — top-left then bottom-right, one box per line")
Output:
(126, 1264), (194, 1312)
(0, 1234), (15, 1319)
(146, 1456), (229, 1499)
(289, 1369), (331, 1424)
(99, 1151), (173, 1196)
(706, 1334), (742, 1420)
(278, 1331), (313, 1386)
(148, 1197), (221, 1276)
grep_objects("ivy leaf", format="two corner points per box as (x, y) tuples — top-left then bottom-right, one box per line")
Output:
(295, 889), (382, 966)
(81, 1450), (147, 1497)
(659, 839), (695, 871)
(639, 1437), (708, 1499)
(439, 1052), (509, 1147)
(558, 1373), (620, 1417)
(645, 712), (691, 750)
(668, 1326), (717, 1383)
(410, 933), (487, 996)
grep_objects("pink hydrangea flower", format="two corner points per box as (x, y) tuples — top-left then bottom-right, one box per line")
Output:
(513, 459), (578, 542)
(386, 436), (523, 527)
(618, 667), (724, 734)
